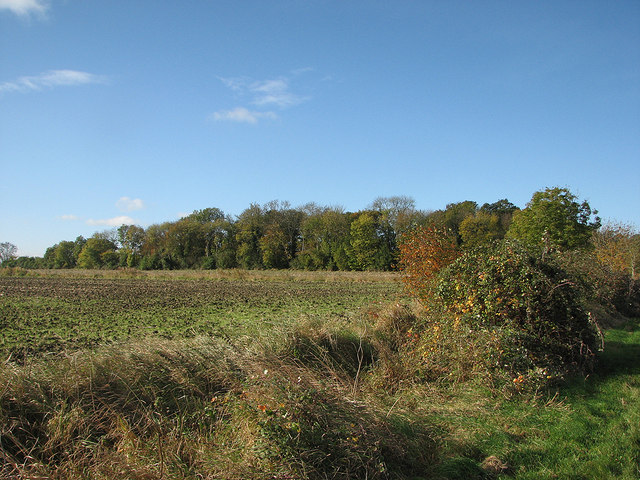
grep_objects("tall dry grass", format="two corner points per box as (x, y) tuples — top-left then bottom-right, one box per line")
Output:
(0, 305), (436, 479)
(11, 268), (399, 283)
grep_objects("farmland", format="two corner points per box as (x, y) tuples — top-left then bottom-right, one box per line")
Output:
(0, 270), (399, 359)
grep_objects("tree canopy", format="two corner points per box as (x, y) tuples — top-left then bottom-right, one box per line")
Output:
(507, 187), (601, 253)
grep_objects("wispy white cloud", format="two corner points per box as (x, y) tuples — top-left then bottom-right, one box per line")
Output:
(59, 214), (80, 221)
(87, 216), (136, 227)
(217, 76), (307, 108)
(116, 196), (145, 212)
(291, 67), (315, 76)
(212, 72), (312, 124)
(0, 69), (108, 95)
(250, 78), (306, 108)
(210, 107), (277, 124)
(218, 76), (247, 92)
(0, 0), (48, 17)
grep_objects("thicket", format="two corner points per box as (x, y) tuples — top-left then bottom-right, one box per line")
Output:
(395, 187), (639, 394)
(437, 242), (597, 389)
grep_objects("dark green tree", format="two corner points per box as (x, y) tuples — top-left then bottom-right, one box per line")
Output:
(368, 196), (423, 267)
(480, 198), (519, 235)
(235, 203), (265, 269)
(4, 256), (45, 269)
(167, 219), (206, 268)
(296, 206), (352, 270)
(73, 236), (87, 262)
(53, 241), (77, 268)
(479, 199), (518, 216)
(43, 245), (56, 268)
(297, 210), (329, 269)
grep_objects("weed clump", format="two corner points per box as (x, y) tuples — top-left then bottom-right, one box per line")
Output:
(367, 303), (426, 391)
(280, 316), (377, 381)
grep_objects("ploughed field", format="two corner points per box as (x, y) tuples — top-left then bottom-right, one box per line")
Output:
(0, 271), (400, 360)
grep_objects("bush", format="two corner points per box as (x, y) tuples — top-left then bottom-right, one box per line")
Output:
(432, 241), (598, 391)
(0, 266), (31, 277)
(397, 226), (460, 303)
(139, 253), (162, 270)
(201, 256), (217, 269)
(215, 249), (237, 269)
(291, 251), (327, 270)
(368, 303), (425, 390)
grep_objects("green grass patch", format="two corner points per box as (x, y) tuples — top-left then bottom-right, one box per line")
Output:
(398, 319), (640, 480)
(501, 322), (640, 480)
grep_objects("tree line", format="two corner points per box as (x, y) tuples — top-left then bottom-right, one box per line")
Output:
(1, 196), (513, 271)
(2, 189), (638, 280)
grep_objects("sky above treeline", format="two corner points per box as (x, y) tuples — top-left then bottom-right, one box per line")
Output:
(1, 0), (639, 257)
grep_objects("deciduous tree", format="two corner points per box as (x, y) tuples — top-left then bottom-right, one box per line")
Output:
(426, 201), (478, 244)
(459, 212), (501, 248)
(593, 222), (640, 298)
(260, 224), (289, 268)
(0, 242), (18, 265)
(235, 203), (265, 269)
(507, 187), (600, 254)
(349, 212), (383, 270)
(53, 241), (76, 268)
(297, 207), (352, 270)
(77, 237), (118, 269)
(167, 219), (206, 268)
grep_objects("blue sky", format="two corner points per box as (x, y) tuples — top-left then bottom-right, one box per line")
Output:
(1, 0), (639, 257)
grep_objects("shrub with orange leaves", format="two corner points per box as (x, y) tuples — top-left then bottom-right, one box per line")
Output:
(397, 226), (460, 303)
